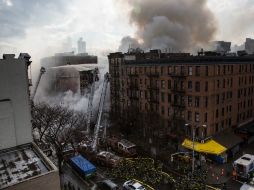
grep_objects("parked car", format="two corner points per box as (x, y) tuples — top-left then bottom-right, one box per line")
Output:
(123, 180), (146, 190)
(96, 151), (122, 167)
(97, 179), (119, 190)
(107, 137), (137, 157)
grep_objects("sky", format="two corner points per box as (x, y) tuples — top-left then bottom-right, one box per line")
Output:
(0, 0), (254, 58)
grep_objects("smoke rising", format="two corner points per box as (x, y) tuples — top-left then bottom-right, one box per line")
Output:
(119, 0), (217, 52)
(34, 61), (109, 122)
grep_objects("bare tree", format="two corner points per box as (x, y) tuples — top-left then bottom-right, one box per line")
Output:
(32, 103), (85, 173)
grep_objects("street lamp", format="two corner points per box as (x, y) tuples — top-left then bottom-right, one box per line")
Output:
(201, 124), (207, 143)
(185, 123), (207, 174)
(185, 123), (195, 174)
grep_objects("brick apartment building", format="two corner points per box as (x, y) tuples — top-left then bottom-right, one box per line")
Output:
(108, 50), (254, 139)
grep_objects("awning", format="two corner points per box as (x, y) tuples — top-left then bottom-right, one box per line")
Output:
(182, 139), (227, 155)
(213, 129), (243, 149)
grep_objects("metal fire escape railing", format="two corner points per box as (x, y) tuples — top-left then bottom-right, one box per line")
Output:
(91, 72), (110, 152)
(86, 70), (97, 134)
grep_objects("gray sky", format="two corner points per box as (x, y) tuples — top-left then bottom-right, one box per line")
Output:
(0, 0), (253, 57)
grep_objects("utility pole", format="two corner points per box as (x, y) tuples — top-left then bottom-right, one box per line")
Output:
(192, 126), (195, 174)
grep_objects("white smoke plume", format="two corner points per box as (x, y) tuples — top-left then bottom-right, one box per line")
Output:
(119, 0), (217, 52)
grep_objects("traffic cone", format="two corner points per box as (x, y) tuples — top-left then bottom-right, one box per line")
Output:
(221, 169), (224, 176)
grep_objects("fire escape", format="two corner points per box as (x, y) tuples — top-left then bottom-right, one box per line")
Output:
(170, 70), (186, 121)
(128, 72), (139, 108)
(146, 71), (160, 112)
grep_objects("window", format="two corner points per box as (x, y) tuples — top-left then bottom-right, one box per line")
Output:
(221, 121), (224, 130)
(180, 81), (184, 90)
(216, 109), (219, 118)
(168, 93), (171, 103)
(188, 66), (193, 76)
(195, 81), (200, 92)
(140, 91), (143, 99)
(168, 66), (172, 74)
(161, 67), (164, 75)
(161, 80), (165, 88)
(168, 107), (171, 116)
(196, 66), (200, 76)
(195, 96), (200, 107)
(216, 94), (220, 104)
(204, 96), (208, 107)
(195, 112), (200, 122)
(205, 81), (208, 92)
(205, 66), (209, 76)
(140, 79), (143, 85)
(216, 123), (219, 132)
(204, 113), (208, 122)
(168, 80), (171, 89)
(161, 92), (165, 102)
(188, 81), (192, 90)
(161, 106), (165, 115)
(188, 111), (192, 121)
(217, 80), (220, 88)
(188, 96), (192, 106)
(180, 66), (184, 74)
(139, 67), (143, 74)
(221, 93), (225, 103)
(217, 65), (220, 75)
(222, 108), (224, 116)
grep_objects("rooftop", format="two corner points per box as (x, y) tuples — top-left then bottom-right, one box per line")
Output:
(109, 50), (254, 65)
(50, 64), (99, 72)
(0, 143), (51, 189)
(234, 154), (254, 166)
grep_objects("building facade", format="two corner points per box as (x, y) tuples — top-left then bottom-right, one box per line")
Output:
(108, 50), (254, 138)
(0, 54), (32, 149)
(0, 54), (60, 190)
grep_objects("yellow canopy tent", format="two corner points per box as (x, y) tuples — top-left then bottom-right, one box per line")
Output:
(182, 139), (227, 155)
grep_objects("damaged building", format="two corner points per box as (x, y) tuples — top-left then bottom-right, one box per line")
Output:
(211, 41), (231, 54)
(41, 51), (97, 69)
(46, 64), (99, 95)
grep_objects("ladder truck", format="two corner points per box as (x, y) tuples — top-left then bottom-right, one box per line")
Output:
(91, 72), (110, 152)
(31, 67), (46, 101)
(86, 69), (98, 134)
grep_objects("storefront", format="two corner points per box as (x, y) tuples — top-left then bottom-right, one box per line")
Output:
(182, 138), (227, 164)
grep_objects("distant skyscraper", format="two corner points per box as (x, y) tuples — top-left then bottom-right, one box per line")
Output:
(78, 37), (86, 54)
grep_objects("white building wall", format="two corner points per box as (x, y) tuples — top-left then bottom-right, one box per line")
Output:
(0, 54), (32, 150)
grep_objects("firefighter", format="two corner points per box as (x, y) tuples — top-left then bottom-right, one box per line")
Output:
(232, 169), (237, 180)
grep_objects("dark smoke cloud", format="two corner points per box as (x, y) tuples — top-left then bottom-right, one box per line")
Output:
(119, 0), (217, 52)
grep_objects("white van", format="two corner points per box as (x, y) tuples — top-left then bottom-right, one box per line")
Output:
(233, 154), (254, 179)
